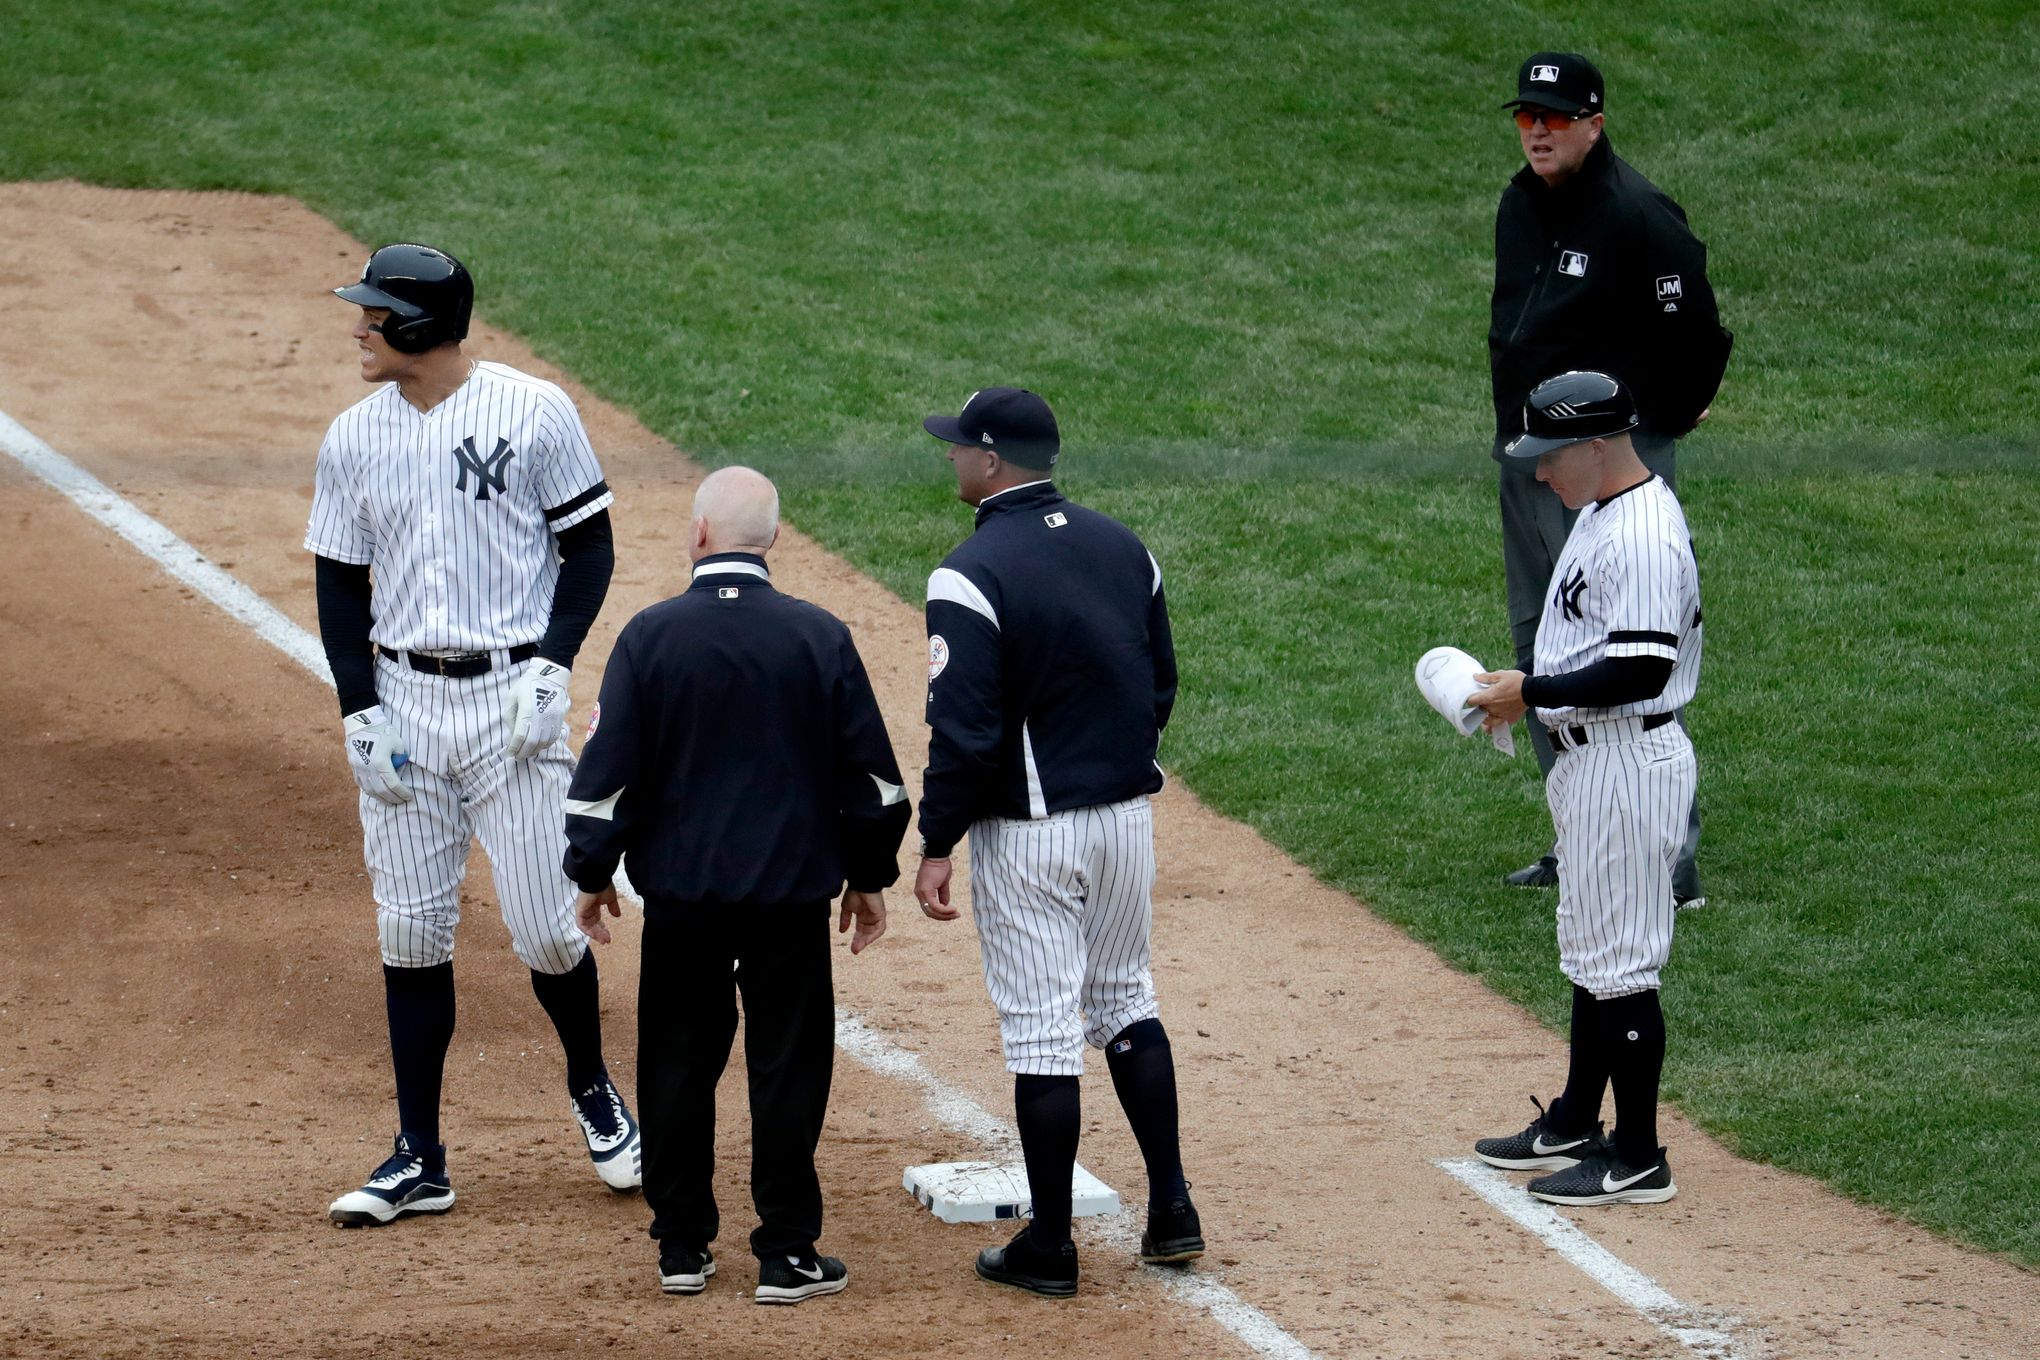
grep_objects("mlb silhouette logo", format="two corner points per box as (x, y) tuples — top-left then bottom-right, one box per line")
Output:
(1531, 64), (1560, 82)
(1559, 251), (1589, 277)
(1656, 275), (1684, 301)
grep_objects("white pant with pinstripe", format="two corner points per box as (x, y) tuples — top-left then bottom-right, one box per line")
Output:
(1547, 720), (1698, 999)
(967, 795), (1160, 1077)
(362, 652), (587, 975)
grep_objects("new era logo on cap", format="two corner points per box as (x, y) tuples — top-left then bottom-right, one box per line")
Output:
(922, 386), (1061, 468)
(1531, 64), (1559, 82)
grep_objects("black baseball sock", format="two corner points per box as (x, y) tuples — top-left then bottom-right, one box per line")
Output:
(529, 947), (606, 1095)
(1602, 989), (1667, 1167)
(1014, 1074), (1080, 1248)
(1548, 984), (1609, 1135)
(383, 961), (455, 1153)
(1103, 1018), (1189, 1212)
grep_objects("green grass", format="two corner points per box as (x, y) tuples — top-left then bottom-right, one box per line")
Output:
(6, 2), (2039, 1263)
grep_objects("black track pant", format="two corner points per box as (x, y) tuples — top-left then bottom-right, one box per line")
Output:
(638, 901), (835, 1261)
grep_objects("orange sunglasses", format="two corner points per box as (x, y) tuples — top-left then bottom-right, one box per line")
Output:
(1513, 108), (1587, 131)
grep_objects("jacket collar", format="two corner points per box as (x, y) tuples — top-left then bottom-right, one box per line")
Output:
(974, 479), (1060, 527)
(690, 552), (771, 588)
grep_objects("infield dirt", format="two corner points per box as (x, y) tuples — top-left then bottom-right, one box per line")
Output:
(1, 181), (2032, 1359)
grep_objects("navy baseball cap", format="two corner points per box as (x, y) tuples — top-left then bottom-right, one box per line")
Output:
(923, 387), (1061, 469)
(1503, 370), (1638, 459)
(1502, 52), (1604, 117)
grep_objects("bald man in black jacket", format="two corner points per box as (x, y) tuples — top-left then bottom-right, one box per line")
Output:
(564, 466), (910, 1306)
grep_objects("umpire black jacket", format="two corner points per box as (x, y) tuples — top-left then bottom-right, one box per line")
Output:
(1490, 136), (1732, 452)
(919, 481), (1176, 857)
(562, 553), (910, 914)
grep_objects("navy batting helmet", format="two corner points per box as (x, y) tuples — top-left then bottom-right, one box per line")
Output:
(1503, 370), (1638, 459)
(334, 243), (473, 353)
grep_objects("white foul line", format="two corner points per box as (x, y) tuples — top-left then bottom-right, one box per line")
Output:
(1, 409), (1316, 1360)
(1437, 1158), (1759, 1360)
(836, 1012), (1318, 1360)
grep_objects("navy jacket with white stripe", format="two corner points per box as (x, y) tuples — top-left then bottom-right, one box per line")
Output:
(563, 554), (911, 913)
(919, 480), (1177, 857)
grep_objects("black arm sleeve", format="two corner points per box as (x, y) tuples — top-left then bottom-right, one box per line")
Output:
(833, 631), (913, 891)
(1521, 655), (1675, 710)
(538, 510), (614, 667)
(313, 555), (379, 716)
(1151, 580), (1178, 734)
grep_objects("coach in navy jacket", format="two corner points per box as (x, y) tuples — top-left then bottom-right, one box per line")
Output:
(562, 466), (908, 1300)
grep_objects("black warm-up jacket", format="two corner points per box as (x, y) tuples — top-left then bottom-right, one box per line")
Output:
(562, 553), (911, 913)
(1490, 136), (1733, 452)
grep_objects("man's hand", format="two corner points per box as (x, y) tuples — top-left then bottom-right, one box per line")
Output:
(838, 889), (888, 955)
(915, 857), (958, 921)
(504, 659), (571, 761)
(574, 883), (621, 944)
(1468, 669), (1531, 732)
(343, 705), (413, 805)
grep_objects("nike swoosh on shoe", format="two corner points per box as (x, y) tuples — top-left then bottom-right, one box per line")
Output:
(1601, 1165), (1659, 1193)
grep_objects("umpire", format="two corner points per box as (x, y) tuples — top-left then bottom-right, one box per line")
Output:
(1489, 51), (1731, 899)
(912, 388), (1203, 1299)
(562, 467), (910, 1305)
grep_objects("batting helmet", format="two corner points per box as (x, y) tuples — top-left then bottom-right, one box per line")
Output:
(1503, 369), (1638, 459)
(334, 243), (473, 353)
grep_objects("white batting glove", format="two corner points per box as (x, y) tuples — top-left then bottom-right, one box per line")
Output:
(343, 705), (413, 805)
(504, 659), (571, 761)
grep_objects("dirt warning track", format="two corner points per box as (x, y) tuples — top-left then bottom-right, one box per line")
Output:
(1, 181), (2032, 1359)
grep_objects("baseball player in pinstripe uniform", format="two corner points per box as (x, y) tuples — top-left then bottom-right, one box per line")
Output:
(910, 388), (1204, 1297)
(1466, 370), (1702, 1205)
(307, 243), (641, 1227)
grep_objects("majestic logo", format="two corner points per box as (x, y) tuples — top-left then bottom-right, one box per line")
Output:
(927, 634), (950, 681)
(1558, 251), (1589, 277)
(1530, 64), (1559, 82)
(1044, 512), (1067, 528)
(1555, 565), (1588, 620)
(1656, 275), (1683, 301)
(452, 436), (516, 501)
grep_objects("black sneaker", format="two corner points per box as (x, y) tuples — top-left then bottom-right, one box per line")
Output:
(327, 1132), (455, 1226)
(975, 1226), (1078, 1298)
(1474, 1097), (1604, 1171)
(1140, 1193), (1205, 1264)
(1504, 855), (1559, 888)
(1528, 1147), (1676, 1205)
(755, 1252), (848, 1305)
(658, 1246), (715, 1295)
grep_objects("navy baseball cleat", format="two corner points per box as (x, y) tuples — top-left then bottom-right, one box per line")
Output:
(1474, 1097), (1605, 1171)
(571, 1075), (643, 1191)
(328, 1132), (455, 1226)
(755, 1252), (849, 1304)
(1140, 1193), (1206, 1264)
(1503, 855), (1560, 888)
(975, 1227), (1078, 1298)
(658, 1246), (716, 1295)
(1528, 1147), (1677, 1205)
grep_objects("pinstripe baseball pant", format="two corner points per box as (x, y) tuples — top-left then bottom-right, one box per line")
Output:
(1547, 720), (1697, 999)
(360, 653), (587, 975)
(967, 796), (1160, 1077)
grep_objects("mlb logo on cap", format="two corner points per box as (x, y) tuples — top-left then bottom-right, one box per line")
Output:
(1531, 64), (1559, 82)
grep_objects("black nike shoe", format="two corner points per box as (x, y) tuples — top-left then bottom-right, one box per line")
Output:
(1528, 1147), (1676, 1205)
(1504, 855), (1559, 888)
(975, 1226), (1078, 1298)
(1140, 1194), (1205, 1264)
(754, 1251), (848, 1305)
(658, 1246), (714, 1295)
(1474, 1097), (1605, 1171)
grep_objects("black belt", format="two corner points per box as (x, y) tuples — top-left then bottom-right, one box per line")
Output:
(385, 643), (539, 678)
(1550, 711), (1675, 749)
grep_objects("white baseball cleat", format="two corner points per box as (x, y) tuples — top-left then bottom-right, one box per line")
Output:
(329, 1132), (456, 1226)
(572, 1075), (643, 1191)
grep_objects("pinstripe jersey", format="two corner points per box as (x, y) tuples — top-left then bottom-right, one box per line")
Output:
(304, 360), (614, 654)
(1531, 475), (1702, 726)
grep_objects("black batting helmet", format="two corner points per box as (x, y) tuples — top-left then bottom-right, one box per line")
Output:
(1503, 370), (1638, 459)
(334, 243), (473, 353)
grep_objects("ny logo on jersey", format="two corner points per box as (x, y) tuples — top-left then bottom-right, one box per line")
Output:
(1555, 565), (1588, 621)
(453, 436), (517, 501)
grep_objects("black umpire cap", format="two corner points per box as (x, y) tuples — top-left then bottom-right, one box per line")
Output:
(923, 387), (1061, 469)
(1503, 52), (1605, 116)
(1503, 370), (1638, 459)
